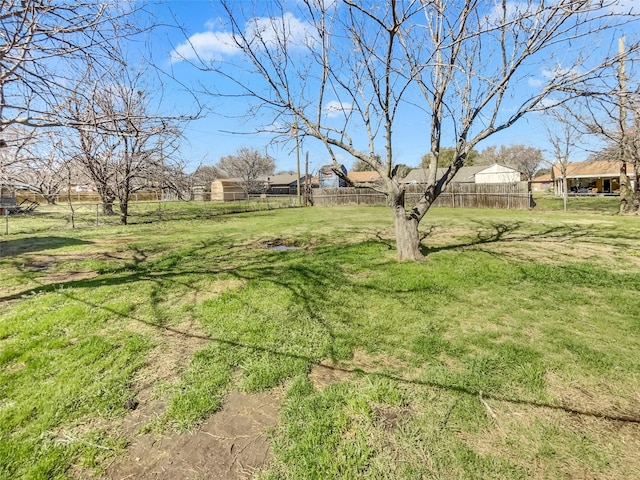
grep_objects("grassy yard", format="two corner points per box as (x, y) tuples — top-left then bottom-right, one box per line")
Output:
(1, 206), (639, 479)
(532, 193), (621, 214)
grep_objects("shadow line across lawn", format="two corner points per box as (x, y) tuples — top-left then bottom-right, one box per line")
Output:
(3, 223), (638, 429)
(7, 270), (639, 427)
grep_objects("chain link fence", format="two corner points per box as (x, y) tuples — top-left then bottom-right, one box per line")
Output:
(1, 196), (300, 236)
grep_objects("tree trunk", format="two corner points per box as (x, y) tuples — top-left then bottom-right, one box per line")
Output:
(631, 167), (640, 214)
(119, 199), (128, 225)
(102, 199), (115, 216)
(562, 175), (568, 211)
(392, 204), (423, 261)
(619, 163), (633, 214)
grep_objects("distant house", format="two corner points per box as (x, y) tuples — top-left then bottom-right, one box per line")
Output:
(318, 164), (348, 188)
(347, 170), (382, 186)
(530, 173), (554, 192)
(264, 174), (315, 195)
(265, 174), (298, 194)
(402, 164), (521, 184)
(549, 160), (635, 195)
(211, 174), (317, 201)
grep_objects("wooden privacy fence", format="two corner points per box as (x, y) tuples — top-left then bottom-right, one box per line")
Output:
(313, 182), (534, 209)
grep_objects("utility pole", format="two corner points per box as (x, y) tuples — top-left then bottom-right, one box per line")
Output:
(294, 117), (301, 206)
(305, 151), (309, 206)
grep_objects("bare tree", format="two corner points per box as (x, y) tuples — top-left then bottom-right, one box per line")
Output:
(0, 0), (148, 134)
(191, 164), (220, 186)
(476, 145), (544, 181)
(9, 131), (70, 204)
(0, 125), (32, 188)
(564, 37), (640, 214)
(63, 65), (187, 223)
(543, 109), (582, 211)
(179, 1), (639, 259)
(216, 148), (275, 194)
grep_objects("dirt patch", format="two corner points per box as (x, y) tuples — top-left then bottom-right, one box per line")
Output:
(308, 350), (411, 390)
(92, 237), (141, 246)
(308, 361), (353, 389)
(118, 318), (211, 436)
(101, 292), (284, 480)
(105, 388), (282, 480)
(254, 237), (318, 251)
(349, 349), (411, 373)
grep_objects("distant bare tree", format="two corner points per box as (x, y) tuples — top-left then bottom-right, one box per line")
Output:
(191, 165), (220, 186)
(216, 148), (275, 194)
(182, 0), (639, 259)
(63, 65), (187, 223)
(9, 131), (70, 204)
(0, 125), (32, 187)
(543, 109), (583, 211)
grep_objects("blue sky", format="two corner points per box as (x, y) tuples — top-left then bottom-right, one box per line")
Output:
(148, 0), (640, 174)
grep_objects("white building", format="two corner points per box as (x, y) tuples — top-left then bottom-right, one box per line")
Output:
(473, 164), (522, 184)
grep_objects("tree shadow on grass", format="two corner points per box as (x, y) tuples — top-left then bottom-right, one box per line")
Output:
(420, 221), (593, 256)
(0, 236), (93, 257)
(4, 251), (638, 427)
(3, 231), (638, 427)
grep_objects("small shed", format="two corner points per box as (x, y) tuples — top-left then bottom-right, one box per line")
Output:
(211, 178), (247, 201)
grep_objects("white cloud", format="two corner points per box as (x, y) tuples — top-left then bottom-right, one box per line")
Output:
(528, 77), (544, 87)
(245, 12), (318, 50)
(542, 65), (581, 80)
(483, 1), (537, 27)
(324, 101), (354, 118)
(170, 31), (239, 63)
(170, 12), (317, 63)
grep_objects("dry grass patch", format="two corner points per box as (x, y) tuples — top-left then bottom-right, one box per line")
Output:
(465, 400), (640, 479)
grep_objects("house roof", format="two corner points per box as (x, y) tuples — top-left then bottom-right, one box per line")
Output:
(552, 159), (636, 178)
(474, 163), (521, 175)
(265, 174), (298, 186)
(402, 165), (488, 184)
(347, 170), (381, 183)
(531, 173), (553, 182)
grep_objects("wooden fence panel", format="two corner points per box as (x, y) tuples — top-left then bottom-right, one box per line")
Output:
(313, 182), (533, 209)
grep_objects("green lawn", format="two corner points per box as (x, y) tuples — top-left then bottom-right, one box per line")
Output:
(1, 206), (639, 479)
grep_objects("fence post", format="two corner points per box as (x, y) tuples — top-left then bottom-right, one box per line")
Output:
(4, 208), (8, 235)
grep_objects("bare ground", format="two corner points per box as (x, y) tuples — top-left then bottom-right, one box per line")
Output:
(104, 389), (282, 480)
